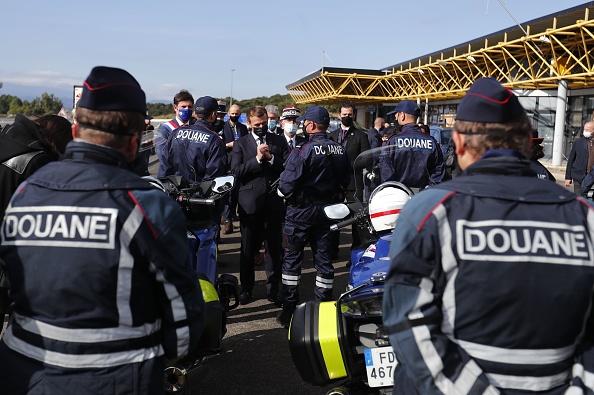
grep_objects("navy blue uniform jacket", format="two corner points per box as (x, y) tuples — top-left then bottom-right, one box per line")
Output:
(383, 151), (594, 394)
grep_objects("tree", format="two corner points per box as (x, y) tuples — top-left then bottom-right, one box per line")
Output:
(8, 96), (23, 115)
(18, 93), (63, 116)
(147, 102), (174, 118)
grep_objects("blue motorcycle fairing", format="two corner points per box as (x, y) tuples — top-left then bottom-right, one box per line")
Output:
(349, 234), (392, 288)
(187, 225), (218, 284)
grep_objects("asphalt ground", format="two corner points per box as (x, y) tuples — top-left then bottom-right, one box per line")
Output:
(182, 224), (354, 395)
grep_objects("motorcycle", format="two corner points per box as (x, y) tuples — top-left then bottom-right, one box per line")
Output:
(146, 175), (240, 393)
(288, 146), (420, 395)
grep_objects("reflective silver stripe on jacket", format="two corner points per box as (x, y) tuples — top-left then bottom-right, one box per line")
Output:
(457, 339), (575, 365)
(117, 206), (144, 326)
(150, 263), (189, 358)
(2, 325), (163, 368)
(486, 371), (570, 392)
(14, 313), (161, 343)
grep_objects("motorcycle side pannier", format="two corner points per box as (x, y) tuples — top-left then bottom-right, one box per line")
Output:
(288, 300), (348, 385)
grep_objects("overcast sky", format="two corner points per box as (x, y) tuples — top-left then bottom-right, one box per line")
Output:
(1, 0), (590, 103)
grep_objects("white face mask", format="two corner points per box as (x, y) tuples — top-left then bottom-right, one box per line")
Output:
(584, 131), (592, 138)
(284, 123), (298, 136)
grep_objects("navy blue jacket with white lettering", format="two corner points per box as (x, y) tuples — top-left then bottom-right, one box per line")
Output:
(279, 132), (350, 201)
(380, 123), (444, 188)
(159, 119), (227, 182)
(0, 140), (205, 369)
(383, 150), (594, 394)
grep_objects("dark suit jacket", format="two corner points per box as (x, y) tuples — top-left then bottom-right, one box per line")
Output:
(222, 121), (248, 171)
(329, 126), (371, 194)
(231, 133), (289, 215)
(565, 136), (591, 183)
(367, 128), (382, 149)
(222, 121), (248, 145)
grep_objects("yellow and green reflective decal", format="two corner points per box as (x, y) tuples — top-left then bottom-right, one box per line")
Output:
(317, 301), (347, 379)
(199, 279), (219, 303)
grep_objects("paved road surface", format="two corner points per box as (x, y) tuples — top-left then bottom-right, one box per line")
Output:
(183, 224), (354, 395)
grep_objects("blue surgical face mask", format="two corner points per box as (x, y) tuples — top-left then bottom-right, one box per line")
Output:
(284, 123), (298, 136)
(268, 119), (277, 131)
(178, 108), (192, 122)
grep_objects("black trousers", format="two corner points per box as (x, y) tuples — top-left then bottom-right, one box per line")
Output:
(238, 209), (283, 296)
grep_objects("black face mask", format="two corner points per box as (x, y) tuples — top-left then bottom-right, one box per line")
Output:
(212, 119), (224, 133)
(230, 115), (240, 123)
(253, 126), (267, 139)
(341, 117), (353, 127)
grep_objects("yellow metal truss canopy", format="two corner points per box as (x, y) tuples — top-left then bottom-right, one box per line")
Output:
(286, 4), (594, 105)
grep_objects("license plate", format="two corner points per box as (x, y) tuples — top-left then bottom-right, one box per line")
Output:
(364, 346), (398, 388)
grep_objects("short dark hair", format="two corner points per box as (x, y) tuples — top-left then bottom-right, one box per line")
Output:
(340, 101), (354, 111)
(76, 107), (144, 150)
(34, 115), (73, 156)
(173, 90), (194, 105)
(247, 106), (268, 120)
(454, 113), (532, 158)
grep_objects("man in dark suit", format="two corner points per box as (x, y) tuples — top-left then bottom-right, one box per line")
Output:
(328, 102), (371, 258)
(565, 120), (594, 197)
(265, 104), (284, 136)
(221, 103), (248, 233)
(367, 117), (384, 149)
(231, 106), (290, 305)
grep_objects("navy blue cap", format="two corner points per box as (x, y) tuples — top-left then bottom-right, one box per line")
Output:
(455, 78), (525, 123)
(387, 100), (420, 116)
(296, 105), (330, 124)
(195, 96), (219, 115)
(77, 66), (146, 114)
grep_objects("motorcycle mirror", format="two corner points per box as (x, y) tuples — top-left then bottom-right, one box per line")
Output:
(212, 175), (235, 194)
(324, 203), (350, 220)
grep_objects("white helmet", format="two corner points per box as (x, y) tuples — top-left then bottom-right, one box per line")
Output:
(368, 182), (413, 233)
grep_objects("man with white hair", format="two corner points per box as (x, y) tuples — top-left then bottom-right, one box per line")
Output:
(265, 104), (283, 136)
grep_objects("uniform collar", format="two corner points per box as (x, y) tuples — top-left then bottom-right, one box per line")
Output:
(63, 140), (131, 170)
(309, 132), (327, 141)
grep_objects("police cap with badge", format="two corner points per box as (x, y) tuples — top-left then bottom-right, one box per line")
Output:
(281, 106), (301, 120)
(77, 66), (146, 135)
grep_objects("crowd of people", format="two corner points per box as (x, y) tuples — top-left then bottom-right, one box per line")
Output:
(1, 66), (593, 394)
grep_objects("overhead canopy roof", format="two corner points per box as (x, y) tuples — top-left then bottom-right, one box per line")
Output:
(287, 2), (594, 105)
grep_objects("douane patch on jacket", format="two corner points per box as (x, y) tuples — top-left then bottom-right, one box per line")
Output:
(393, 137), (433, 150)
(2, 206), (117, 248)
(456, 219), (592, 265)
(174, 129), (212, 144)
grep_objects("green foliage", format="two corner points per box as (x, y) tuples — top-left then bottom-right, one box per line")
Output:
(147, 102), (174, 118)
(2, 91), (322, 119)
(228, 93), (298, 112)
(147, 93), (305, 119)
(0, 93), (62, 116)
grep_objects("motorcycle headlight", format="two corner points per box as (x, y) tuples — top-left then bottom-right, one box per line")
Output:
(340, 295), (383, 318)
